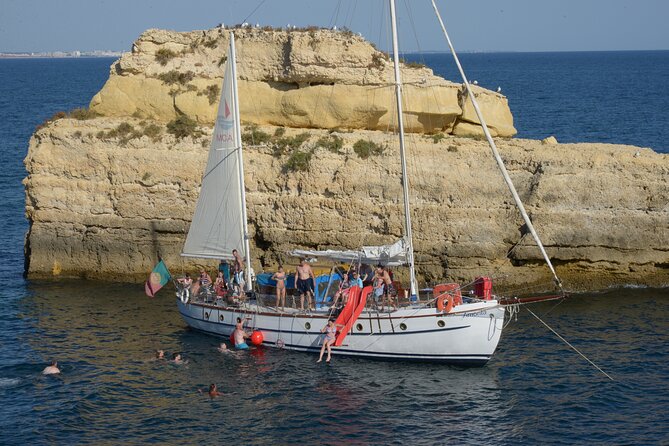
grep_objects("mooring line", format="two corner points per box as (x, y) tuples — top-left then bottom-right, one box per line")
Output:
(525, 307), (614, 381)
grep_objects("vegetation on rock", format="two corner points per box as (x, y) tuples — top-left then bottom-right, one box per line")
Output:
(167, 115), (201, 139)
(157, 70), (195, 86)
(353, 139), (385, 159)
(155, 48), (178, 66)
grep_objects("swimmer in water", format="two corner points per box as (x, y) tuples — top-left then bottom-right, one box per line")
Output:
(171, 353), (188, 365)
(199, 383), (222, 398)
(155, 349), (165, 360)
(42, 361), (60, 375)
(217, 343), (229, 353)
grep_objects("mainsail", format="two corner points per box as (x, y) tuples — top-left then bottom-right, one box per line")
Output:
(181, 36), (245, 261)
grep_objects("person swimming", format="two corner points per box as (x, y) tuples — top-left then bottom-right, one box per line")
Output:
(233, 317), (250, 349)
(217, 343), (230, 353)
(198, 383), (222, 398)
(155, 349), (165, 360)
(171, 353), (188, 364)
(42, 361), (60, 375)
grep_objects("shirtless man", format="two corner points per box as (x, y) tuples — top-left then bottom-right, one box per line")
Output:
(234, 317), (251, 349)
(374, 266), (395, 309)
(232, 249), (245, 295)
(295, 260), (316, 310)
(42, 361), (60, 375)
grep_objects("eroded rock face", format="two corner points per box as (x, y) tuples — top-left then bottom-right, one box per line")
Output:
(24, 117), (669, 291)
(90, 27), (515, 136)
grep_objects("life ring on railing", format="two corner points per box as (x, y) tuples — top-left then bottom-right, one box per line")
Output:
(436, 294), (454, 313)
(178, 288), (190, 303)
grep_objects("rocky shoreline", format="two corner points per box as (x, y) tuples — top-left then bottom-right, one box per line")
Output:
(23, 27), (669, 292)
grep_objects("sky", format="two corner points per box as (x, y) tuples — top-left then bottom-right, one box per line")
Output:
(1, 0), (667, 53)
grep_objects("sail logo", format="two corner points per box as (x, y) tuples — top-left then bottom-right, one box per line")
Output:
(216, 99), (234, 130)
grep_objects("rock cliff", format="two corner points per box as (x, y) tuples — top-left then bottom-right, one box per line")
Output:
(23, 27), (669, 292)
(90, 27), (515, 137)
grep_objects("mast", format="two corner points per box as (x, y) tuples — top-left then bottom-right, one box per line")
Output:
(389, 0), (418, 298)
(230, 33), (253, 292)
(430, 0), (562, 289)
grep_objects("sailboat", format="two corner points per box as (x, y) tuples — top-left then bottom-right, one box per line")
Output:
(176, 1), (563, 365)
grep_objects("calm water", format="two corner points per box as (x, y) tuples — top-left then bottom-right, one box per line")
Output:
(1, 54), (668, 444)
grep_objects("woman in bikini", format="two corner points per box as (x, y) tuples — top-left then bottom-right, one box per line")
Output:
(271, 266), (287, 309)
(317, 319), (342, 363)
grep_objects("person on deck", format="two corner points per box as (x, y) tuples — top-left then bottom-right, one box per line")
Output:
(232, 249), (245, 296)
(214, 271), (227, 298)
(42, 361), (60, 375)
(381, 266), (397, 308)
(351, 271), (364, 289)
(295, 259), (316, 311)
(359, 264), (374, 287)
(332, 273), (352, 307)
(271, 266), (287, 310)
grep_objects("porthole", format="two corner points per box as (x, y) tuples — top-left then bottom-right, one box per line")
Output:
(204, 312), (210, 320)
(356, 323), (364, 332)
(437, 320), (445, 328)
(219, 314), (225, 322)
(305, 322), (311, 330)
(399, 323), (407, 331)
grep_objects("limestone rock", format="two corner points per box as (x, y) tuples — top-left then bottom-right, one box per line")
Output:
(23, 118), (669, 291)
(542, 136), (558, 144)
(90, 27), (514, 136)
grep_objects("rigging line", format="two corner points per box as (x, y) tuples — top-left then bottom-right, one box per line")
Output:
(431, 0), (562, 290)
(241, 0), (268, 25)
(525, 307), (614, 381)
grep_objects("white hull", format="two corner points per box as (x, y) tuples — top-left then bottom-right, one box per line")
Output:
(177, 299), (505, 365)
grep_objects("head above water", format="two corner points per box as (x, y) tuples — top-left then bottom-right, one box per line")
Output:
(156, 350), (165, 358)
(172, 353), (181, 360)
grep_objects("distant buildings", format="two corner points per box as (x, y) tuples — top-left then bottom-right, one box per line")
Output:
(0, 50), (123, 58)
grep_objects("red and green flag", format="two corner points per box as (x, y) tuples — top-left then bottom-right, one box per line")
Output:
(145, 260), (172, 297)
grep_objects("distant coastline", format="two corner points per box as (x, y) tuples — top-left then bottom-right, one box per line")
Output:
(0, 50), (122, 59)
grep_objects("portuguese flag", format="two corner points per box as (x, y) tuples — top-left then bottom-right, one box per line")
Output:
(145, 260), (172, 297)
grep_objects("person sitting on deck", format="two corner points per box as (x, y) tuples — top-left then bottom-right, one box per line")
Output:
(214, 271), (227, 298)
(232, 249), (245, 296)
(351, 271), (364, 289)
(192, 269), (212, 298)
(332, 273), (352, 307)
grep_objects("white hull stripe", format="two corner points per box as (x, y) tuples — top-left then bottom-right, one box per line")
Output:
(179, 311), (472, 336)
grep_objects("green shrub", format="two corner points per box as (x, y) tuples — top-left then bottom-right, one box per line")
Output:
(35, 111), (67, 131)
(353, 139), (385, 159)
(273, 132), (310, 156)
(157, 70), (195, 85)
(202, 38), (218, 49)
(167, 115), (200, 139)
(155, 48), (177, 66)
(401, 59), (426, 69)
(447, 145), (458, 152)
(218, 56), (227, 67)
(198, 84), (220, 105)
(73, 130), (82, 138)
(430, 133), (445, 144)
(70, 107), (98, 120)
(284, 149), (313, 172)
(142, 123), (162, 141)
(107, 122), (134, 139)
(317, 135), (343, 154)
(274, 127), (286, 138)
(241, 124), (272, 145)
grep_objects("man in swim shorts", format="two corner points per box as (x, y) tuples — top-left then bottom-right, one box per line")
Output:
(234, 317), (250, 349)
(295, 260), (315, 310)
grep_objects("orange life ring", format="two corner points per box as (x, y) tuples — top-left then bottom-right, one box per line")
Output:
(436, 294), (454, 313)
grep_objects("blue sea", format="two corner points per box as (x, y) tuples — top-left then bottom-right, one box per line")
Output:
(1, 53), (668, 445)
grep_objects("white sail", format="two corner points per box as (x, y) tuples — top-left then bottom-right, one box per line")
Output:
(181, 37), (244, 261)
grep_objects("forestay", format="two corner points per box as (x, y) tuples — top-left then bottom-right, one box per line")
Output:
(181, 39), (244, 261)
